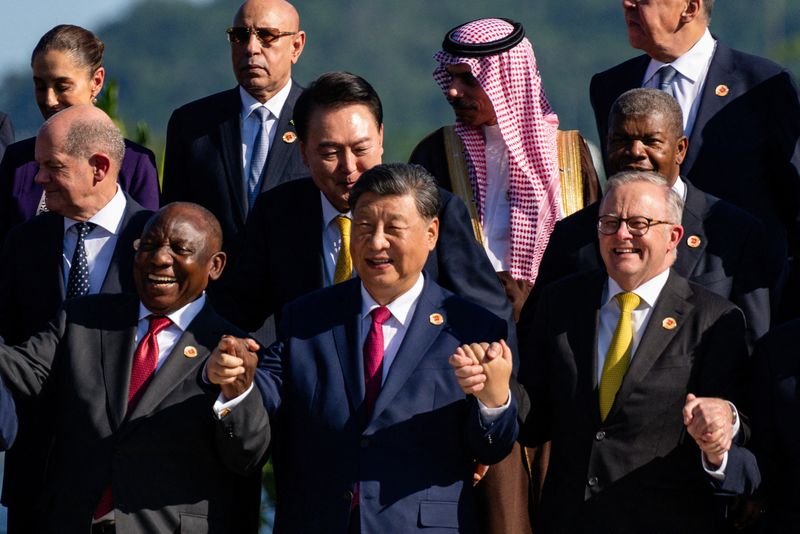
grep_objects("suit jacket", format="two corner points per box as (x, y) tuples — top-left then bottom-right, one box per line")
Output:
(0, 195), (152, 514)
(752, 319), (800, 532)
(0, 111), (13, 163)
(590, 42), (800, 254)
(254, 277), (518, 533)
(0, 294), (269, 533)
(530, 180), (784, 348)
(0, 136), (160, 244)
(517, 269), (749, 533)
(162, 83), (308, 265)
(0, 376), (17, 450)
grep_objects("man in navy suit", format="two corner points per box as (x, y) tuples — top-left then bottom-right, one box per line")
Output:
(590, 0), (800, 317)
(0, 104), (152, 532)
(533, 88), (785, 349)
(210, 163), (518, 533)
(162, 0), (308, 266)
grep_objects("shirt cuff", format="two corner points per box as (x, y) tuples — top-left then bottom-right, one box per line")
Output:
(727, 401), (740, 438)
(702, 450), (728, 481)
(477, 389), (511, 425)
(212, 382), (254, 419)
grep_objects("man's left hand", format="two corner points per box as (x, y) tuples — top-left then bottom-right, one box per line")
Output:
(683, 393), (734, 466)
(208, 336), (260, 400)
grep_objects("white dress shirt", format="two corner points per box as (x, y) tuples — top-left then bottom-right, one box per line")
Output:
(62, 186), (127, 293)
(481, 124), (512, 271)
(643, 29), (717, 138)
(239, 80), (293, 182)
(320, 191), (356, 286)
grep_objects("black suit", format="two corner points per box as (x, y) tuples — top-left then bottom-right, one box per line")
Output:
(0, 196), (151, 527)
(517, 269), (749, 533)
(590, 42), (800, 257)
(0, 295), (268, 533)
(0, 111), (13, 163)
(752, 319), (800, 532)
(162, 83), (308, 264)
(531, 180), (784, 348)
(214, 177), (516, 352)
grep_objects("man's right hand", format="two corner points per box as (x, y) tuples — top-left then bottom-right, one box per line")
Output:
(207, 336), (260, 401)
(449, 340), (513, 408)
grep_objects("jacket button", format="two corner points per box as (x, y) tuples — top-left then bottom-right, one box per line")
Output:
(588, 476), (598, 487)
(595, 431), (606, 441)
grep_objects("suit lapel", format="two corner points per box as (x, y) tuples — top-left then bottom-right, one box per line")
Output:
(332, 282), (365, 416)
(99, 196), (145, 294)
(674, 181), (707, 278)
(261, 82), (302, 192)
(609, 271), (694, 419)
(99, 296), (139, 431)
(218, 88), (248, 223)
(45, 215), (67, 300)
(576, 273), (605, 425)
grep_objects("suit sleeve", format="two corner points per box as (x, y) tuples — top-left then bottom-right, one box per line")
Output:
(0, 374), (18, 450)
(214, 374), (271, 476)
(0, 307), (64, 398)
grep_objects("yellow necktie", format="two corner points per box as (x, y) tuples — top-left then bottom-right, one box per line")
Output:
(599, 291), (641, 421)
(333, 215), (352, 284)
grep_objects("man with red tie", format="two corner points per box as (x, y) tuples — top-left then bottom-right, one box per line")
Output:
(0, 202), (269, 533)
(209, 163), (518, 533)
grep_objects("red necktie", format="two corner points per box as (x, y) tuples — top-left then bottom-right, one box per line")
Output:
(94, 315), (172, 519)
(363, 306), (391, 418)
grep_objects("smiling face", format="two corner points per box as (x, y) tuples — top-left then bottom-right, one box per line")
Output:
(444, 63), (497, 127)
(607, 112), (687, 183)
(351, 192), (438, 305)
(231, 0), (305, 102)
(32, 49), (104, 120)
(598, 181), (683, 291)
(301, 104), (384, 212)
(133, 205), (226, 315)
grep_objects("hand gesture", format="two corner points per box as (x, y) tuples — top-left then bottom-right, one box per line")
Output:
(207, 335), (260, 400)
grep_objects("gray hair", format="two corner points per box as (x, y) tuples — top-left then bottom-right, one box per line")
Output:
(349, 163), (441, 220)
(603, 170), (683, 224)
(62, 118), (125, 168)
(608, 88), (684, 140)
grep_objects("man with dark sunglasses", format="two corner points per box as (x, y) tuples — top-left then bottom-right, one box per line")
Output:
(163, 0), (308, 270)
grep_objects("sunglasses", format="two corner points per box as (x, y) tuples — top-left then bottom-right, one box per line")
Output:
(226, 26), (297, 46)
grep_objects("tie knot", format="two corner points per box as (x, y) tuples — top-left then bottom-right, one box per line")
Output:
(657, 65), (678, 88)
(252, 106), (270, 122)
(147, 315), (172, 336)
(371, 306), (392, 326)
(614, 292), (640, 314)
(336, 215), (351, 236)
(75, 221), (97, 238)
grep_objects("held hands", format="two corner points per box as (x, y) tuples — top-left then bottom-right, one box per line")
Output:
(448, 340), (513, 408)
(683, 393), (734, 468)
(207, 335), (260, 401)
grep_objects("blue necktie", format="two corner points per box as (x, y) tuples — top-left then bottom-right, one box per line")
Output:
(66, 221), (97, 299)
(248, 106), (270, 208)
(657, 65), (678, 97)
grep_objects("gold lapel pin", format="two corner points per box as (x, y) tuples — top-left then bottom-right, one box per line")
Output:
(662, 317), (677, 330)
(184, 346), (198, 358)
(282, 131), (297, 143)
(429, 313), (444, 326)
(715, 84), (729, 97)
(686, 235), (702, 248)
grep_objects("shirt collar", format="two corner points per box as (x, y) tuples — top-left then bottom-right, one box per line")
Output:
(360, 273), (425, 328)
(138, 293), (207, 333)
(671, 176), (687, 203)
(239, 79), (293, 122)
(320, 190), (350, 227)
(604, 268), (671, 310)
(63, 185), (127, 235)
(644, 28), (716, 85)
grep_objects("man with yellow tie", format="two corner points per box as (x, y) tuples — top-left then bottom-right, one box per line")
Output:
(453, 170), (756, 532)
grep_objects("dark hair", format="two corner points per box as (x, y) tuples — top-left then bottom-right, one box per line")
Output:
(608, 88), (684, 140)
(148, 202), (224, 253)
(31, 25), (104, 75)
(293, 72), (383, 142)
(348, 163), (440, 220)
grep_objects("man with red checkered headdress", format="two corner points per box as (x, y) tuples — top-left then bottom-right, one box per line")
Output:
(410, 17), (600, 533)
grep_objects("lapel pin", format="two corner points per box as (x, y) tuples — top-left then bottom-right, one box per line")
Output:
(715, 84), (729, 97)
(686, 235), (702, 248)
(429, 313), (444, 326)
(282, 131), (297, 143)
(184, 346), (198, 358)
(662, 317), (677, 330)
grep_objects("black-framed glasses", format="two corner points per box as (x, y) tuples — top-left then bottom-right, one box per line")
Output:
(597, 215), (674, 236)
(226, 26), (297, 46)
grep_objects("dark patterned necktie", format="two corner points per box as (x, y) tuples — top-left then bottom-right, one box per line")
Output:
(66, 221), (96, 299)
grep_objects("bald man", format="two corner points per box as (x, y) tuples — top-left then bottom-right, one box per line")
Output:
(163, 0), (309, 268)
(0, 104), (153, 531)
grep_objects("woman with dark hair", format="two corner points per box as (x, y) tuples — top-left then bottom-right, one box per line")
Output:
(0, 24), (159, 242)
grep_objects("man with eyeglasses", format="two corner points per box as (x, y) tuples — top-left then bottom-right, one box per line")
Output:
(457, 170), (758, 532)
(163, 0), (308, 269)
(531, 88), (785, 350)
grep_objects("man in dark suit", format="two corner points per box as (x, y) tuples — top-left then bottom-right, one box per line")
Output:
(211, 163), (518, 533)
(0, 202), (269, 532)
(458, 171), (751, 532)
(0, 111), (13, 162)
(162, 0), (308, 265)
(215, 72), (514, 349)
(590, 0), (800, 316)
(0, 104), (154, 532)
(533, 88), (785, 348)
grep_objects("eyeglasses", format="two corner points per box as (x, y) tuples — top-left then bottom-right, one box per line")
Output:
(226, 26), (297, 46)
(597, 215), (674, 236)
